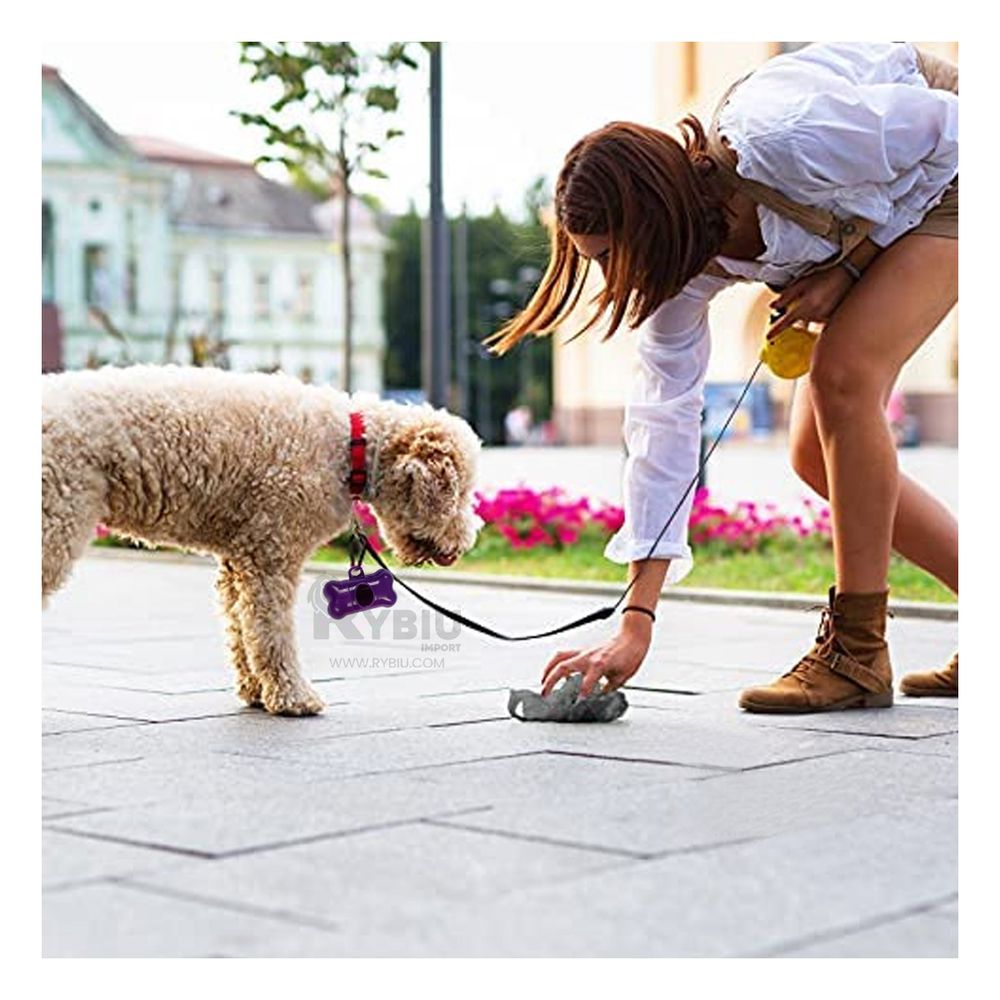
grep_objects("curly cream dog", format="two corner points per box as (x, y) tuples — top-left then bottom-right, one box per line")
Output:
(42, 365), (482, 716)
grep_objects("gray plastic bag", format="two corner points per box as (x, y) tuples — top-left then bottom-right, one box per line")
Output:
(508, 674), (628, 723)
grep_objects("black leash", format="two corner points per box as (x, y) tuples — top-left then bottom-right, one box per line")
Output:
(353, 360), (765, 641)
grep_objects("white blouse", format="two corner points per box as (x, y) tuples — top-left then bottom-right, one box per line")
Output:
(604, 41), (958, 580)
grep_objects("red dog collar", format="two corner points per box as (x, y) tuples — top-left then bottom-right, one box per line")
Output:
(348, 411), (368, 498)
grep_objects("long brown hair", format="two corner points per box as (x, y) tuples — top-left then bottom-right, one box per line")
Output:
(483, 117), (730, 355)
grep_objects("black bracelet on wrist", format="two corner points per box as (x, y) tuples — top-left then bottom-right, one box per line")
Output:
(622, 605), (656, 622)
(839, 258), (863, 282)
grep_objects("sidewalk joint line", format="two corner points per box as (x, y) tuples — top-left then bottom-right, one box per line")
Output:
(42, 825), (217, 860)
(43, 806), (115, 823)
(623, 685), (702, 696)
(422, 817), (649, 860)
(45, 707), (157, 723)
(43, 755), (146, 773)
(749, 891), (959, 957)
(693, 747), (868, 780)
(111, 876), (342, 933)
(419, 686), (510, 699)
(426, 716), (512, 729)
(757, 725), (958, 742)
(543, 749), (732, 772)
(203, 805), (497, 862)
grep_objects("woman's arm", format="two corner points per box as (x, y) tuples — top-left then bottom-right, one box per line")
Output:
(604, 274), (723, 575)
(844, 236), (883, 274)
(540, 273), (730, 697)
(768, 235), (885, 336)
(541, 556), (668, 698)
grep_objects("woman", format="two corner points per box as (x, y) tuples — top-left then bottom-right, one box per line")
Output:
(485, 41), (959, 713)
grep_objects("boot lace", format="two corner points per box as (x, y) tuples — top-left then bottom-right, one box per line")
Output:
(782, 600), (839, 680)
(809, 602), (838, 644)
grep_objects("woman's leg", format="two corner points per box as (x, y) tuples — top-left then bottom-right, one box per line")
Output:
(740, 232), (957, 713)
(788, 379), (958, 594)
(808, 233), (958, 594)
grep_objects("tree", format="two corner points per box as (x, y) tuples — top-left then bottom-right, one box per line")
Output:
(381, 190), (553, 444)
(382, 204), (422, 388)
(233, 41), (419, 392)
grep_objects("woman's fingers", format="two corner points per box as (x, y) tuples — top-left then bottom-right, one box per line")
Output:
(578, 664), (609, 699)
(601, 665), (630, 693)
(541, 661), (579, 697)
(767, 295), (806, 339)
(770, 284), (801, 312)
(767, 299), (808, 339)
(541, 648), (580, 687)
(541, 654), (587, 696)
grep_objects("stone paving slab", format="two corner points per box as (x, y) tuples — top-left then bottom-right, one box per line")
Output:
(42, 683), (248, 724)
(772, 906), (958, 958)
(42, 661), (237, 695)
(210, 724), (552, 778)
(43, 829), (188, 891)
(346, 800), (957, 958)
(42, 746), (338, 810)
(744, 705), (958, 740)
(42, 880), (344, 957)
(42, 555), (959, 957)
(46, 772), (497, 858)
(434, 748), (955, 857)
(656, 687), (959, 738)
(126, 819), (631, 951)
(42, 797), (111, 822)
(42, 709), (148, 736)
(500, 713), (891, 770)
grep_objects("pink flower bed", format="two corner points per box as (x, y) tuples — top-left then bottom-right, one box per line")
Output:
(688, 488), (831, 550)
(471, 486), (623, 550)
(95, 488), (831, 555)
(467, 485), (831, 553)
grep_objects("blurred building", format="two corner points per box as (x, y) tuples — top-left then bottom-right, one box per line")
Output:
(553, 42), (959, 445)
(41, 65), (386, 389)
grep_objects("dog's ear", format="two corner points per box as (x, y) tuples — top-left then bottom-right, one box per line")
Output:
(397, 428), (461, 518)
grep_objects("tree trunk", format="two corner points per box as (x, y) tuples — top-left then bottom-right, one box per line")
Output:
(339, 130), (353, 394)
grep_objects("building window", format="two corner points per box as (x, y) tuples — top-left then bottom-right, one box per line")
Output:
(254, 269), (271, 321)
(683, 41), (698, 101)
(83, 245), (112, 309)
(126, 256), (138, 316)
(42, 202), (55, 302)
(295, 269), (315, 322)
(208, 266), (226, 324)
(169, 255), (182, 320)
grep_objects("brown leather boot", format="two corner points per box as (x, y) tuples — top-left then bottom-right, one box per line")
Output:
(739, 587), (894, 713)
(900, 652), (958, 697)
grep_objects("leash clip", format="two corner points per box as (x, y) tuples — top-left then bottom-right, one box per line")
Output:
(348, 508), (369, 569)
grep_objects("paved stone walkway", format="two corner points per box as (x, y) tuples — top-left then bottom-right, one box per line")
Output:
(42, 553), (958, 957)
(478, 442), (959, 515)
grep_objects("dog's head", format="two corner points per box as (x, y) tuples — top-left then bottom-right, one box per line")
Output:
(372, 405), (482, 567)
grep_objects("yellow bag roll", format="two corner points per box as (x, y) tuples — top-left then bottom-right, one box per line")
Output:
(759, 303), (819, 379)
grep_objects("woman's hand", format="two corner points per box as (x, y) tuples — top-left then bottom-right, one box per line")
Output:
(767, 266), (856, 338)
(540, 616), (653, 699)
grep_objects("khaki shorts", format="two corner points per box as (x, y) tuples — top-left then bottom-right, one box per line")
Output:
(910, 47), (959, 240)
(910, 175), (958, 239)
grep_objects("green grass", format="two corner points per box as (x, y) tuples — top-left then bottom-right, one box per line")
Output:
(310, 526), (956, 604)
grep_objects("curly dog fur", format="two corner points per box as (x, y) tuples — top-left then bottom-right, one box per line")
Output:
(42, 365), (482, 716)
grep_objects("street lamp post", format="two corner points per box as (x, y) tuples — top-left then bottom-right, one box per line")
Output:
(422, 42), (451, 409)
(454, 204), (469, 418)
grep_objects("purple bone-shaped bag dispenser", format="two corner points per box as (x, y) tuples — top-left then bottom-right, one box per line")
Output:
(322, 565), (397, 620)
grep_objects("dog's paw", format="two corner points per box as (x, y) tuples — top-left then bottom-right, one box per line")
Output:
(236, 675), (264, 708)
(262, 679), (326, 717)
